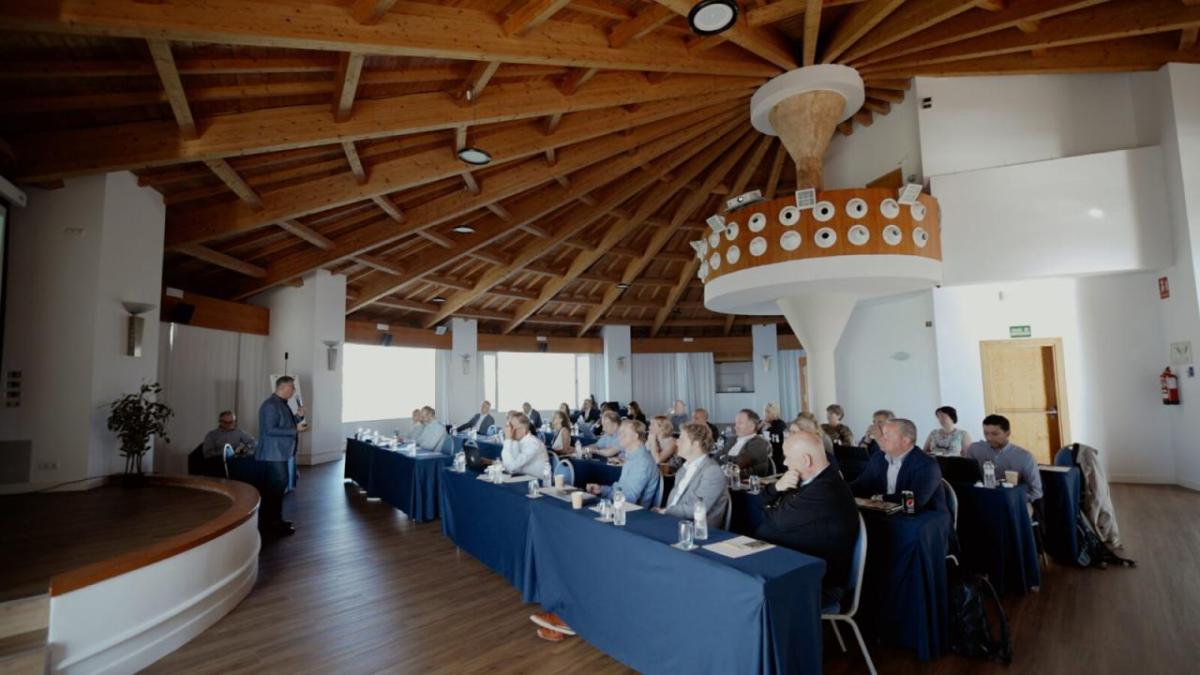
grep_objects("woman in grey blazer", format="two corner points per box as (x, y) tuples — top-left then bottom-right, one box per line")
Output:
(656, 422), (729, 530)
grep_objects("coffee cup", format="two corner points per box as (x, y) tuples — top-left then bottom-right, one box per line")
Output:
(554, 474), (566, 489)
(571, 491), (584, 509)
(1004, 470), (1019, 485)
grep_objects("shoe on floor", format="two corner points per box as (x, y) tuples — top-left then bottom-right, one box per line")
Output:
(536, 627), (567, 642)
(529, 612), (575, 636)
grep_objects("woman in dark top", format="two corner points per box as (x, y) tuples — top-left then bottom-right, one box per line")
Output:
(763, 402), (787, 471)
(626, 401), (648, 424)
(821, 403), (855, 447)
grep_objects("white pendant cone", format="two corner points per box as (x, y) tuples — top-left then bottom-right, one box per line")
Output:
(777, 293), (857, 414)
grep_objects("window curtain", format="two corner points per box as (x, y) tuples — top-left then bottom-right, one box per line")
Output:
(675, 352), (716, 417)
(778, 349), (805, 419)
(588, 353), (606, 403)
(435, 349), (451, 424)
(631, 353), (676, 417)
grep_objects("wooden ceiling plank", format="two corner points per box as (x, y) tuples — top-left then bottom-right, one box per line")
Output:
(821, 0), (907, 63)
(176, 243), (265, 278)
(569, 0), (634, 21)
(651, 0), (798, 69)
(333, 52), (366, 122)
(558, 67), (599, 95)
(764, 141), (788, 199)
(342, 141), (367, 184)
(503, 0), (575, 36)
(456, 60), (502, 103)
(840, 0), (980, 64)
(146, 38), (196, 138)
(353, 254), (405, 276)
(747, 0), (863, 27)
(724, 135), (774, 210)
(204, 158), (263, 208)
(1183, 26), (1200, 51)
(416, 230), (455, 249)
(372, 195), (406, 222)
(650, 258), (700, 336)
(350, 0), (401, 24)
(723, 314), (736, 335)
(609, 5), (676, 48)
(278, 219), (336, 250)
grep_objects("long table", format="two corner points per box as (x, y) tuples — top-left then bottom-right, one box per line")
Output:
(1040, 465), (1082, 564)
(345, 438), (450, 522)
(953, 483), (1041, 595)
(441, 468), (826, 674)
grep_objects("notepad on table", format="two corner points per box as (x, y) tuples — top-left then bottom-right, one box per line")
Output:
(703, 536), (776, 559)
(1039, 465), (1071, 473)
(855, 497), (902, 515)
(588, 502), (644, 514)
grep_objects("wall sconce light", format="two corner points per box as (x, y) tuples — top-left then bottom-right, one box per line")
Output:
(761, 354), (773, 373)
(121, 301), (156, 357)
(616, 356), (627, 372)
(460, 353), (472, 375)
(323, 340), (341, 371)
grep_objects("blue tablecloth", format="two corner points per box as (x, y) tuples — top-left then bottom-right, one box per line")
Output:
(730, 490), (950, 661)
(344, 438), (374, 488)
(440, 469), (537, 592)
(368, 446), (450, 522)
(559, 456), (623, 488)
(472, 438), (503, 460)
(953, 483), (1040, 595)
(1040, 466), (1082, 565)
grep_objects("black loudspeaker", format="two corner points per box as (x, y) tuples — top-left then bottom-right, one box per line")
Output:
(380, 332), (393, 346)
(169, 302), (196, 324)
(537, 342), (548, 353)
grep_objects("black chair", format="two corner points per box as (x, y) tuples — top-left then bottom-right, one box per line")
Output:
(833, 444), (869, 482)
(936, 455), (983, 485)
(187, 443), (227, 478)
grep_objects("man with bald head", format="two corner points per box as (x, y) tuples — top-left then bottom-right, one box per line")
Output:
(755, 431), (859, 606)
(850, 418), (946, 514)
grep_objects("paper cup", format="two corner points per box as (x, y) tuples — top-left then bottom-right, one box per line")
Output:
(571, 491), (584, 509)
(555, 474), (566, 489)
(1004, 470), (1019, 485)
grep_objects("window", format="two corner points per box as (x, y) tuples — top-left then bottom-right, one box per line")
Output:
(342, 344), (436, 422)
(480, 351), (592, 413)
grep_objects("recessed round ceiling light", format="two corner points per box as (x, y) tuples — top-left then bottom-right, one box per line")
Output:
(431, 296), (446, 303)
(457, 147), (492, 166)
(688, 0), (738, 36)
(452, 225), (475, 234)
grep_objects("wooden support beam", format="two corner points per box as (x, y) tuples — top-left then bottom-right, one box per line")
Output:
(544, 112), (564, 134)
(456, 60), (501, 103)
(353, 254), (405, 276)
(822, 0), (907, 63)
(747, 0), (862, 27)
(558, 67), (598, 95)
(863, 98), (891, 114)
(486, 202), (512, 220)
(278, 219), (335, 250)
(652, 0), (799, 69)
(609, 5), (675, 48)
(764, 141), (788, 199)
(469, 249), (514, 265)
(1182, 26), (1200, 51)
(333, 52), (365, 122)
(862, 78), (912, 90)
(416, 230), (455, 249)
(841, 0), (980, 64)
(461, 171), (480, 194)
(544, 147), (557, 165)
(176, 243), (265, 277)
(723, 135), (773, 211)
(518, 222), (549, 237)
(803, 0), (824, 66)
(350, 0), (400, 24)
(342, 141), (366, 184)
(204, 158), (262, 208)
(372, 195), (405, 222)
(503, 0), (575, 36)
(425, 275), (474, 291)
(723, 314), (736, 335)
(866, 87), (905, 103)
(650, 259), (700, 336)
(146, 39), (195, 138)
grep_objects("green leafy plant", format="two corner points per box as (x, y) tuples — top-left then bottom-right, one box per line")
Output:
(107, 383), (173, 475)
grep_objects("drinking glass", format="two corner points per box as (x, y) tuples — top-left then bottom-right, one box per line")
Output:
(749, 475), (761, 494)
(678, 520), (695, 549)
(528, 478), (539, 497)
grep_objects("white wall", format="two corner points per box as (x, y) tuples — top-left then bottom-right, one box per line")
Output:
(917, 73), (1140, 177)
(823, 92), (922, 189)
(835, 291), (940, 436)
(751, 323), (781, 413)
(601, 325), (632, 402)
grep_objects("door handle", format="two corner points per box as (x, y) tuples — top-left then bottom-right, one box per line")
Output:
(1047, 409), (1058, 417)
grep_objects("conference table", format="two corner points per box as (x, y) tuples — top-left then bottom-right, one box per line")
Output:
(440, 468), (827, 674)
(730, 489), (952, 661)
(952, 483), (1041, 595)
(1040, 465), (1083, 564)
(344, 438), (450, 522)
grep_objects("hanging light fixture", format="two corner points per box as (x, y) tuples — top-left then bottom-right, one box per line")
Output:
(452, 225), (476, 234)
(688, 0), (739, 36)
(431, 296), (447, 304)
(616, 282), (630, 290)
(457, 147), (492, 166)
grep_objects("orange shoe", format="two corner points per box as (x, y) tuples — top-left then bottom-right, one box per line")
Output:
(536, 627), (567, 642)
(529, 611), (575, 636)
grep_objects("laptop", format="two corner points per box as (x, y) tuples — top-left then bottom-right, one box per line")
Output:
(463, 442), (489, 471)
(937, 455), (984, 484)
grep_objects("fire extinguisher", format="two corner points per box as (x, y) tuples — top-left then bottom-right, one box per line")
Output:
(1162, 367), (1181, 405)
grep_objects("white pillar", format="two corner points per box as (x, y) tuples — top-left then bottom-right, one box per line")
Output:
(751, 323), (780, 415)
(601, 325), (632, 403)
(777, 293), (856, 415)
(252, 269), (346, 465)
(448, 317), (479, 424)
(0, 172), (165, 486)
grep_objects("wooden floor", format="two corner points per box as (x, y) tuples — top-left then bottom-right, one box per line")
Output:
(0, 483), (229, 603)
(146, 461), (1200, 674)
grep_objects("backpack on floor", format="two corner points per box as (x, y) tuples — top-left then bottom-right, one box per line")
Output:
(1075, 511), (1137, 569)
(947, 562), (1013, 664)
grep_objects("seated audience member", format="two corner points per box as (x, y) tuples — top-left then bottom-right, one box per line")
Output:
(203, 410), (256, 458)
(859, 409), (895, 448)
(500, 412), (550, 477)
(924, 405), (972, 456)
(668, 399), (689, 431)
(409, 408), (424, 437)
(692, 408), (721, 445)
(763, 402), (787, 470)
(414, 406), (448, 451)
(522, 402), (543, 431)
(584, 411), (622, 457)
(626, 401), (648, 424)
(586, 420), (659, 507)
(593, 401), (619, 435)
(573, 398), (599, 425)
(716, 409), (773, 477)
(548, 410), (572, 455)
(821, 404), (855, 447)
(756, 431), (859, 607)
(792, 413), (836, 466)
(456, 400), (495, 434)
(964, 414), (1043, 502)
(646, 415), (678, 465)
(850, 419), (946, 513)
(654, 422), (728, 529)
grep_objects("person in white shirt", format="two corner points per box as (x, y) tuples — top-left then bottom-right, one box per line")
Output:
(414, 406), (448, 452)
(500, 412), (549, 477)
(654, 422), (728, 529)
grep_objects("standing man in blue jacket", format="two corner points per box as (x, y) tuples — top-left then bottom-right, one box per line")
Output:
(257, 375), (307, 535)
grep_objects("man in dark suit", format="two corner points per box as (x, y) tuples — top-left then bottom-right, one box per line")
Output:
(850, 418), (946, 513)
(456, 400), (494, 434)
(257, 375), (306, 535)
(522, 402), (542, 431)
(715, 409), (773, 477)
(692, 408), (720, 444)
(756, 431), (859, 607)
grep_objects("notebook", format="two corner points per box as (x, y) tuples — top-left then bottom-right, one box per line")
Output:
(855, 497), (902, 515)
(703, 536), (776, 559)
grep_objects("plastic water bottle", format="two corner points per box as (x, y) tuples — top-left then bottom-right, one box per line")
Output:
(453, 452), (466, 472)
(542, 463), (553, 488)
(693, 497), (708, 541)
(983, 460), (997, 488)
(574, 440), (583, 458)
(613, 487), (626, 526)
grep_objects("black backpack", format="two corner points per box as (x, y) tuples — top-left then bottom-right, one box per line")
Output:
(1075, 511), (1137, 569)
(947, 562), (1012, 663)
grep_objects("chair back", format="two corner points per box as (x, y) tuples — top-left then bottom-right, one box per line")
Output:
(554, 458), (575, 487)
(486, 425), (497, 436)
(452, 435), (465, 454)
(941, 478), (958, 530)
(722, 491), (733, 530)
(656, 473), (666, 508)
(841, 513), (869, 617)
(768, 457), (778, 476)
(187, 443), (205, 476)
(937, 455), (983, 484)
(438, 432), (455, 455)
(1054, 444), (1077, 467)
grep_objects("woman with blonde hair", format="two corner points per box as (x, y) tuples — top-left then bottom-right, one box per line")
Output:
(549, 410), (572, 455)
(646, 415), (678, 465)
(792, 412), (834, 458)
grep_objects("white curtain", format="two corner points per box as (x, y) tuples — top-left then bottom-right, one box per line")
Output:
(676, 352), (716, 417)
(588, 353), (605, 403)
(778, 349), (805, 419)
(434, 349), (451, 422)
(631, 353), (676, 417)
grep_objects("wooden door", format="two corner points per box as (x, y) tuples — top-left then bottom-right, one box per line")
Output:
(798, 355), (809, 414)
(979, 339), (1070, 465)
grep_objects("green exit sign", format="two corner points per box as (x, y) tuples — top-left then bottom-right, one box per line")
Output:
(1009, 325), (1032, 338)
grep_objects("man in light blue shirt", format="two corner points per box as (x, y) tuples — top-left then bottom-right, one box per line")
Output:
(586, 419), (659, 507)
(585, 411), (623, 458)
(964, 414), (1043, 502)
(414, 406), (448, 452)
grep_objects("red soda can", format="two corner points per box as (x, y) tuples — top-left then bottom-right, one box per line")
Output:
(902, 490), (915, 514)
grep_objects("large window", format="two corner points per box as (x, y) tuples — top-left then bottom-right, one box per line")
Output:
(342, 344), (436, 422)
(481, 351), (592, 413)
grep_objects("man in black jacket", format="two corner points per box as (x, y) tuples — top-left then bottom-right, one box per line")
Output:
(756, 431), (859, 607)
(456, 400), (495, 434)
(850, 418), (946, 514)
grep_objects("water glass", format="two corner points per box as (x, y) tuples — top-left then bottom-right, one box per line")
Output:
(528, 478), (540, 497)
(599, 499), (613, 521)
(749, 475), (761, 494)
(678, 520), (695, 549)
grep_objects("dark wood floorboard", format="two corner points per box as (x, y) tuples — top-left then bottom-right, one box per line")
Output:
(0, 485), (228, 603)
(145, 462), (1200, 674)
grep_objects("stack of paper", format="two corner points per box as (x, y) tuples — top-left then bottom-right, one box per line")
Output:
(703, 536), (776, 559)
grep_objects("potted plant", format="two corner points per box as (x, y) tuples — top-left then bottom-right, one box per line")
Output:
(107, 383), (173, 485)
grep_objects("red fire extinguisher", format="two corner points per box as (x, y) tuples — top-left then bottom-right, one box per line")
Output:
(1162, 367), (1181, 405)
